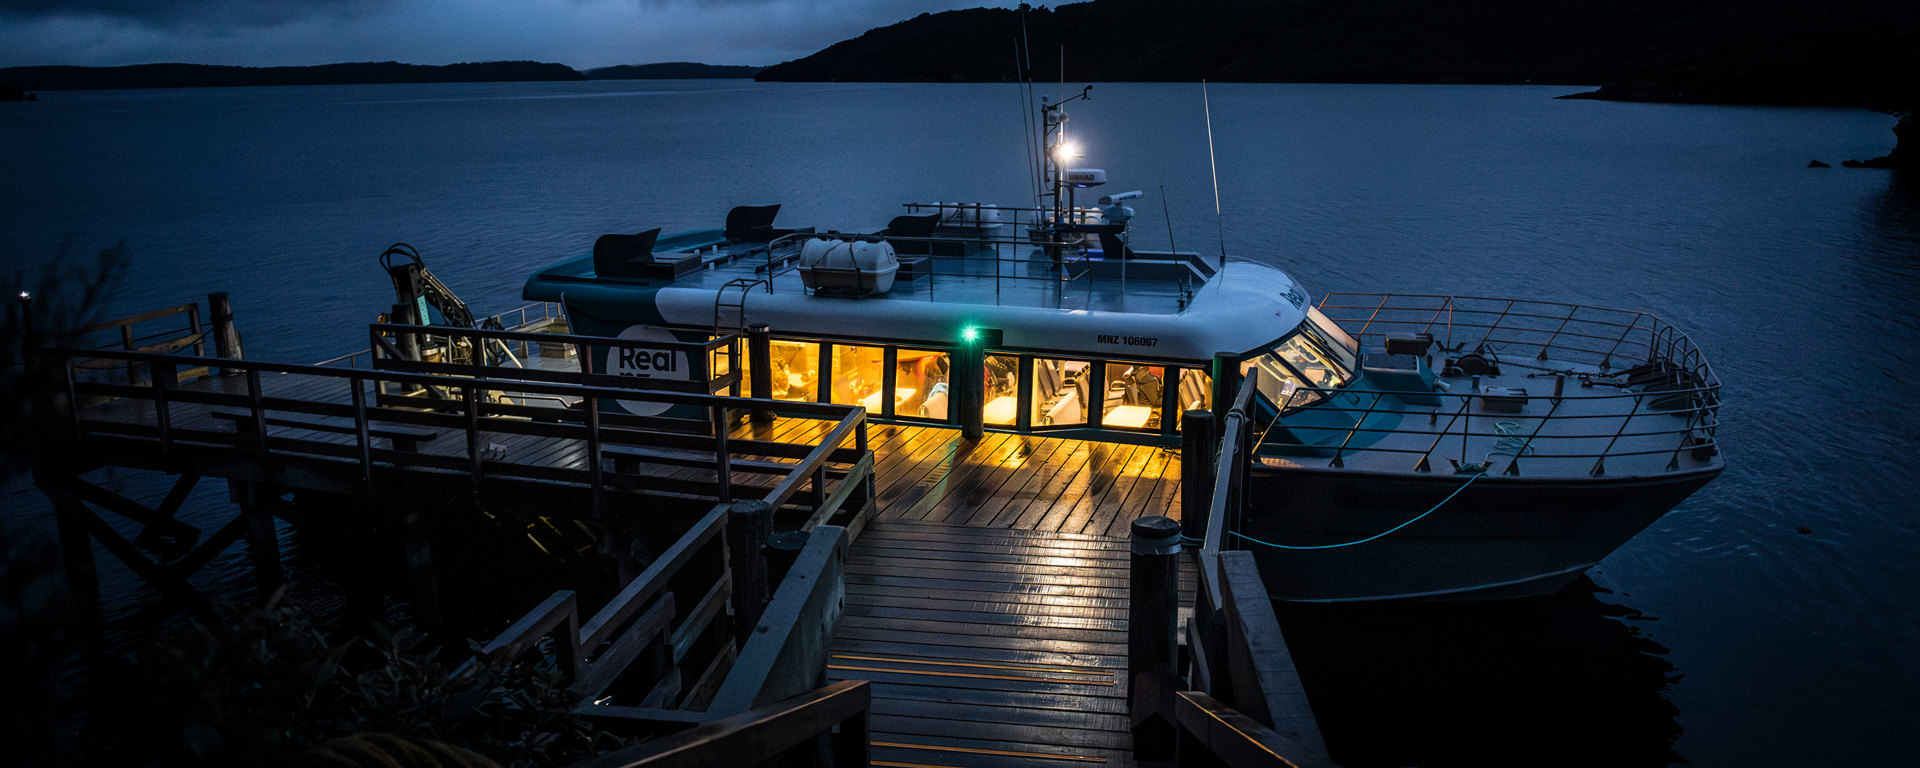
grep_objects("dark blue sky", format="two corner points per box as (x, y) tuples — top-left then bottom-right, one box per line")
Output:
(0, 0), (1000, 69)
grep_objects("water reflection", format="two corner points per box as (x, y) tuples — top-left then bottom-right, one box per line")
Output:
(1277, 577), (1681, 767)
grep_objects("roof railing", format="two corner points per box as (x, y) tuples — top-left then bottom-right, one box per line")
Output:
(1249, 293), (1724, 477)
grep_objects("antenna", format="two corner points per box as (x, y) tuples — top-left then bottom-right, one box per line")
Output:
(1015, 41), (1040, 205)
(1159, 184), (1177, 254)
(1203, 80), (1225, 270)
(1019, 10), (1041, 206)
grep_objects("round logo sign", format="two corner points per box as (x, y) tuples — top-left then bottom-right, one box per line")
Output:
(610, 325), (692, 416)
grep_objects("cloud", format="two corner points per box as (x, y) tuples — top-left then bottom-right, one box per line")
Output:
(0, 0), (1003, 68)
(0, 0), (389, 27)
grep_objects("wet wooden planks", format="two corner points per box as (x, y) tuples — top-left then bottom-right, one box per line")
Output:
(831, 522), (1199, 768)
(831, 522), (1150, 767)
(732, 418), (1182, 537)
(79, 399), (1180, 536)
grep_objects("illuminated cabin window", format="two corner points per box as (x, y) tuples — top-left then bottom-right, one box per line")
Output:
(1102, 362), (1165, 430)
(1031, 358), (1089, 427)
(983, 354), (1019, 426)
(1174, 369), (1212, 430)
(1273, 335), (1350, 389)
(1305, 306), (1360, 373)
(1240, 356), (1318, 410)
(754, 339), (819, 401)
(831, 344), (887, 412)
(894, 348), (951, 420)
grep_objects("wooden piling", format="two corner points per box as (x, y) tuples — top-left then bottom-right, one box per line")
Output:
(230, 480), (285, 597)
(209, 292), (243, 373)
(727, 499), (772, 644)
(1129, 514), (1182, 761)
(42, 479), (102, 632)
(1181, 409), (1218, 543)
(399, 505), (444, 631)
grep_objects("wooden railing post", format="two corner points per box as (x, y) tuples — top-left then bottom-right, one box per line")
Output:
(713, 406), (732, 503)
(748, 324), (774, 423)
(727, 499), (773, 645)
(120, 323), (144, 385)
(1129, 515), (1182, 762)
(209, 292), (244, 374)
(1181, 409), (1218, 543)
(185, 302), (204, 358)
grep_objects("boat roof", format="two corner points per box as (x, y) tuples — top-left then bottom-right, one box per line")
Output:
(525, 219), (1314, 362)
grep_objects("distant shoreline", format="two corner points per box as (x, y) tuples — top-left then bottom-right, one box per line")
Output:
(0, 61), (765, 93)
(0, 61), (1899, 117)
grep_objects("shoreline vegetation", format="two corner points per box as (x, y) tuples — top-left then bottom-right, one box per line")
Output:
(752, 1), (1914, 106)
(2, 0), (1911, 164)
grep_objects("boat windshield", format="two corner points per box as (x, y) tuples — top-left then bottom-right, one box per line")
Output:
(1304, 306), (1360, 371)
(1238, 317), (1357, 410)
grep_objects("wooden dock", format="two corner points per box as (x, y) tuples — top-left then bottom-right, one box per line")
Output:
(734, 418), (1184, 539)
(28, 298), (1333, 768)
(834, 522), (1194, 767)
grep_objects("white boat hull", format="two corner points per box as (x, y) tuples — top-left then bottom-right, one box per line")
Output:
(1239, 465), (1721, 601)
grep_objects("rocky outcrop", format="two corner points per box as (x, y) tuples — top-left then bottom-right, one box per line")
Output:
(1843, 113), (1916, 170)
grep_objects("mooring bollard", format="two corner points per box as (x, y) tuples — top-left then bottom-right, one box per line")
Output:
(1180, 409), (1218, 544)
(1128, 514), (1181, 761)
(764, 530), (809, 588)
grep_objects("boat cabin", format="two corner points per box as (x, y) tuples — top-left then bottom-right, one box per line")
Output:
(522, 203), (1354, 444)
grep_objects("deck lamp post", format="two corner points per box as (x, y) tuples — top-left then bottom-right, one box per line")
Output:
(958, 326), (1000, 440)
(17, 290), (32, 340)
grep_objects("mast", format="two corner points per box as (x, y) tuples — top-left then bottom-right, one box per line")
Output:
(1039, 85), (1092, 230)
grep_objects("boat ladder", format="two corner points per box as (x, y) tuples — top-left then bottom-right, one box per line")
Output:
(713, 277), (764, 335)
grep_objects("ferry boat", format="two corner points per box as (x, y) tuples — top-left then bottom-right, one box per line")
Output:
(519, 93), (1723, 602)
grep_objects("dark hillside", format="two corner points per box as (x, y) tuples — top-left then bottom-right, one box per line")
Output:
(757, 0), (1917, 107)
(585, 62), (764, 79)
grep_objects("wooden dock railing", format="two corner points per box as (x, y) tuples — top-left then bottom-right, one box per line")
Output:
(574, 680), (870, 768)
(1136, 371), (1339, 768)
(33, 325), (876, 630)
(463, 509), (862, 765)
(40, 342), (869, 511)
(52, 292), (242, 389)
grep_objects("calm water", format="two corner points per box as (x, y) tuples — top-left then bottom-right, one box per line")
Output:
(4, 81), (1916, 766)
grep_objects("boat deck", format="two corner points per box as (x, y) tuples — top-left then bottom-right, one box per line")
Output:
(1265, 358), (1718, 479)
(548, 228), (1206, 316)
